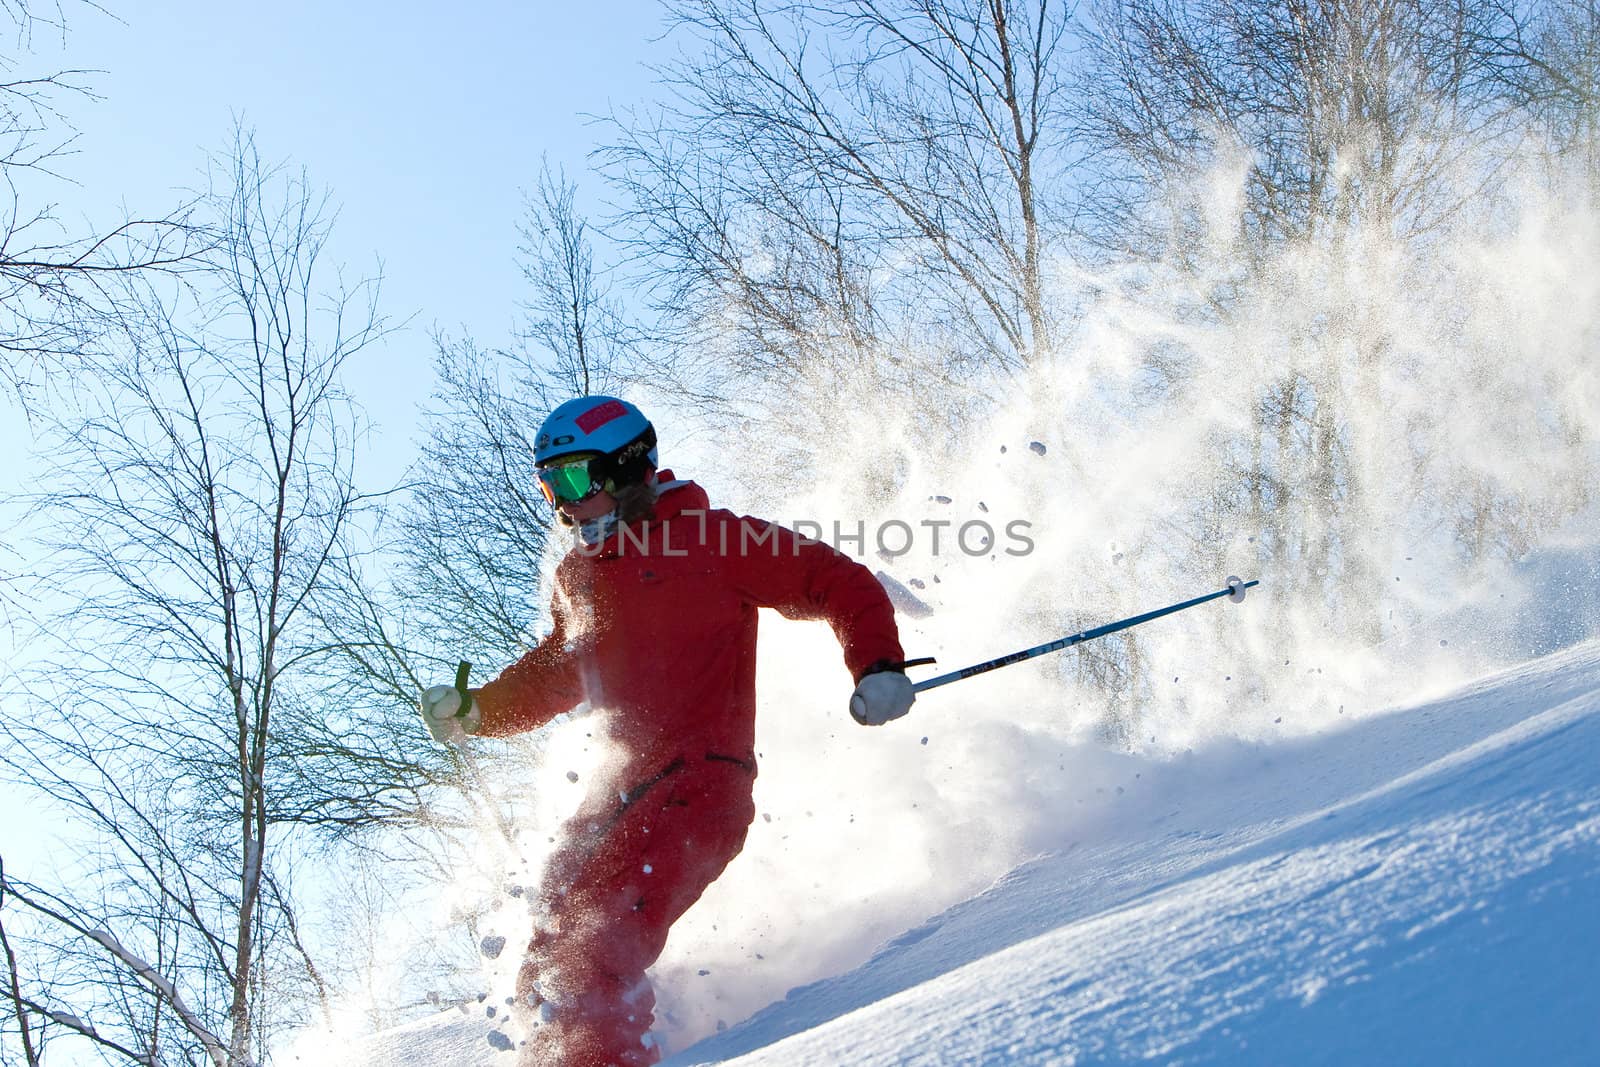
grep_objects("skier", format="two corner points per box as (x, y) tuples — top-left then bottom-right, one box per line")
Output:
(418, 395), (917, 1066)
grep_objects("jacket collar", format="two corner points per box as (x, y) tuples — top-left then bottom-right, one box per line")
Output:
(649, 470), (709, 519)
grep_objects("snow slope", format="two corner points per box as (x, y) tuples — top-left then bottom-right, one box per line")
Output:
(309, 630), (1600, 1066)
(672, 640), (1600, 1066)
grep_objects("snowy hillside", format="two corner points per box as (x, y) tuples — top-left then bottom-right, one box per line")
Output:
(304, 629), (1600, 1066)
(675, 640), (1600, 1066)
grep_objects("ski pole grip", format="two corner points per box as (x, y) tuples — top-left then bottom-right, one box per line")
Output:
(455, 660), (472, 698)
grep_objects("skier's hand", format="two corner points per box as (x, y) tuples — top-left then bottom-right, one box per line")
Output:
(849, 665), (914, 726)
(419, 684), (481, 744)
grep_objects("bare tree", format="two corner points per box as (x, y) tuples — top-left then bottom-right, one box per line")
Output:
(1475, 0), (1600, 173)
(0, 0), (202, 399)
(387, 159), (649, 677)
(330, 170), (623, 707)
(0, 129), (387, 1065)
(605, 0), (1078, 417)
(0, 857), (44, 1066)
(1067, 0), (1560, 649)
(1077, 0), (1523, 254)
(514, 160), (648, 396)
(292, 162), (657, 1030)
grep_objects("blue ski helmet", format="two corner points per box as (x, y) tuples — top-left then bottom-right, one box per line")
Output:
(534, 395), (658, 482)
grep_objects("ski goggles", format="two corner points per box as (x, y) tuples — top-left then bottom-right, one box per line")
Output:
(536, 455), (605, 505)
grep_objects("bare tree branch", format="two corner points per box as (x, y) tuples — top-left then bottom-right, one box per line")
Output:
(2, 125), (392, 1064)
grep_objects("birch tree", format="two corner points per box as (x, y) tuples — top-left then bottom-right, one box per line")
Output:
(294, 161), (654, 1029)
(0, 131), (387, 1065)
(1072, 0), (1550, 645)
(605, 0), (1079, 433)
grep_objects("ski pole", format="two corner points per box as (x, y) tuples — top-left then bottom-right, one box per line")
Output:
(912, 576), (1259, 694)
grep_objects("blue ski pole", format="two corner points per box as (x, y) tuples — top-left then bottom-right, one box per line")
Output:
(911, 576), (1259, 694)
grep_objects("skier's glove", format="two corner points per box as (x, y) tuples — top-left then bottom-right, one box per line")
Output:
(849, 662), (915, 726)
(419, 684), (480, 744)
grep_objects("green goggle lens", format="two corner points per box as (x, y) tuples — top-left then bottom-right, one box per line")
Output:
(537, 460), (599, 504)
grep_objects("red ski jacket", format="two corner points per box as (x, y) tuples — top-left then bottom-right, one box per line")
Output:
(473, 475), (905, 783)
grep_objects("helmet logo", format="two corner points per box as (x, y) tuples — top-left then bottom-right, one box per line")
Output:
(576, 399), (629, 434)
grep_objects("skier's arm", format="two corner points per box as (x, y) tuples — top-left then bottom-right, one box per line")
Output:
(471, 592), (586, 737)
(721, 514), (906, 681)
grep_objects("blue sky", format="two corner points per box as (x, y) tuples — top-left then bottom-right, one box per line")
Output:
(33, 0), (674, 481)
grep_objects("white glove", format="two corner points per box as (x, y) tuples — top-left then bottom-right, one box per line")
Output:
(419, 684), (481, 744)
(849, 670), (915, 726)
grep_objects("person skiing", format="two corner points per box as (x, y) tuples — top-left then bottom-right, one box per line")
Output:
(418, 395), (916, 1066)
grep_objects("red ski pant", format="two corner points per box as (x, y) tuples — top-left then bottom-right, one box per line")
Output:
(515, 755), (756, 1067)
